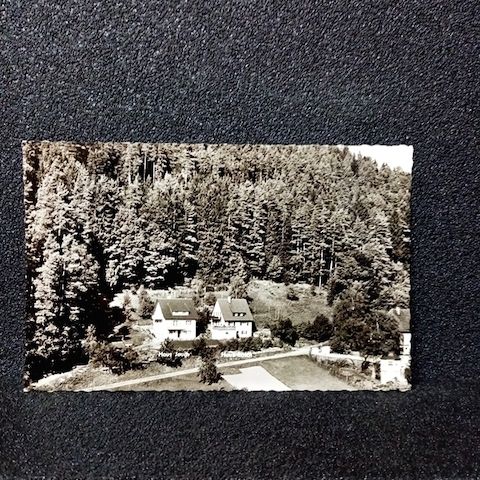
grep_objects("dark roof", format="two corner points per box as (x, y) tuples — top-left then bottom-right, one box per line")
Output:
(156, 298), (199, 321)
(388, 308), (410, 332)
(217, 298), (254, 322)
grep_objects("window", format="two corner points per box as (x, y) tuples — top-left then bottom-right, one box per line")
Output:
(186, 320), (191, 325)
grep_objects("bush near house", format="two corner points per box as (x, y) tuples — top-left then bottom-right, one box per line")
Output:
(203, 292), (217, 306)
(90, 343), (140, 375)
(297, 314), (333, 342)
(198, 357), (222, 384)
(271, 318), (299, 346)
(217, 337), (273, 352)
(137, 285), (155, 319)
(190, 336), (214, 359)
(84, 325), (140, 374)
(157, 339), (182, 367)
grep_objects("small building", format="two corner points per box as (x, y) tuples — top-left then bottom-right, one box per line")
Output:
(388, 307), (411, 357)
(210, 297), (255, 340)
(380, 307), (411, 386)
(152, 298), (198, 341)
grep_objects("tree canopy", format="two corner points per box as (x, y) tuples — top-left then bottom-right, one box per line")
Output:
(23, 141), (410, 380)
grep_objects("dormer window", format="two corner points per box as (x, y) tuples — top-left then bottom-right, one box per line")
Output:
(172, 311), (189, 316)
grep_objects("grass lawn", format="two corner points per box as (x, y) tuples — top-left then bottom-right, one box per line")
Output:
(247, 280), (332, 327)
(220, 356), (355, 391)
(33, 357), (202, 391)
(112, 373), (234, 392)
(33, 354), (355, 392)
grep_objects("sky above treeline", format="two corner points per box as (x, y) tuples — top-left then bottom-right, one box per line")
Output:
(346, 145), (413, 173)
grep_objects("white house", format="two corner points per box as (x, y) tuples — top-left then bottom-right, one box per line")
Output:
(152, 298), (198, 341)
(209, 297), (255, 340)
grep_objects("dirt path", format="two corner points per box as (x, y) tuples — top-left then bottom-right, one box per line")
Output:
(79, 346), (315, 392)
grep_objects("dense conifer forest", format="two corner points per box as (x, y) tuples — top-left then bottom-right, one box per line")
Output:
(23, 141), (410, 381)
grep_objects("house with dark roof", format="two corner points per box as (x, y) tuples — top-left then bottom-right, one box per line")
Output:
(152, 298), (199, 341)
(209, 297), (255, 340)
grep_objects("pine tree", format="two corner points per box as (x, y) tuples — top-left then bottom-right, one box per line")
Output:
(107, 178), (144, 289)
(390, 209), (409, 263)
(178, 199), (199, 281)
(266, 255), (284, 282)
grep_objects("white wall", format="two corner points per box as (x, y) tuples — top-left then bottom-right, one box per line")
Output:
(152, 315), (196, 341)
(380, 359), (409, 385)
(211, 326), (238, 340)
(401, 333), (411, 356)
(212, 302), (222, 319)
(152, 303), (165, 321)
(210, 301), (253, 338)
(235, 321), (253, 338)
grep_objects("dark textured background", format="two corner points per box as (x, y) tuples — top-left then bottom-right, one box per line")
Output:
(1, 1), (479, 478)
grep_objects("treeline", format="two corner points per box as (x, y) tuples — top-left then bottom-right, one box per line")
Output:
(23, 141), (410, 380)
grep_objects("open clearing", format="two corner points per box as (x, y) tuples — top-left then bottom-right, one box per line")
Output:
(221, 356), (355, 391)
(113, 373), (234, 392)
(108, 355), (354, 392)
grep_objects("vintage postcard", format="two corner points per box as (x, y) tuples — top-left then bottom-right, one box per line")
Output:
(23, 142), (412, 391)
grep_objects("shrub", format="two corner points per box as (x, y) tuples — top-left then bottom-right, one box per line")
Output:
(272, 337), (284, 348)
(137, 286), (154, 319)
(250, 337), (263, 351)
(238, 337), (253, 352)
(204, 292), (217, 306)
(89, 341), (140, 375)
(271, 318), (299, 346)
(298, 314), (333, 342)
(196, 308), (210, 336)
(224, 338), (240, 351)
(262, 338), (273, 349)
(198, 357), (221, 384)
(191, 336), (211, 358)
(157, 339), (182, 367)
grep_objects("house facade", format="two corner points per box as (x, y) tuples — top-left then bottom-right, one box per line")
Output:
(152, 298), (198, 341)
(209, 297), (254, 340)
(388, 307), (411, 358)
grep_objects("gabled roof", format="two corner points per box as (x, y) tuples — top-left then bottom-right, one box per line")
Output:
(155, 298), (199, 321)
(216, 298), (254, 322)
(388, 308), (410, 333)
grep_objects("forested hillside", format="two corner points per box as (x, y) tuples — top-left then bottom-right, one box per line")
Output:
(23, 141), (410, 381)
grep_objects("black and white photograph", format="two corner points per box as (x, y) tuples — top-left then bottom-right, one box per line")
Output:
(23, 141), (412, 392)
